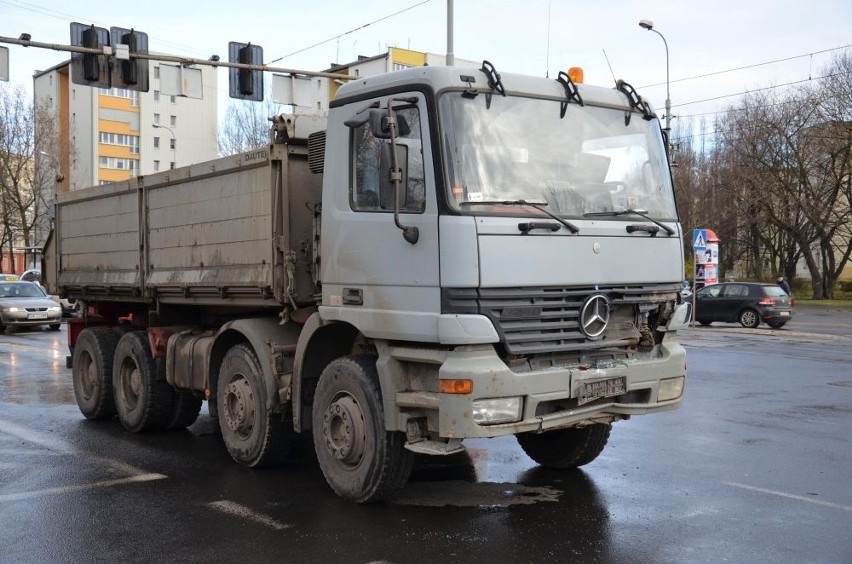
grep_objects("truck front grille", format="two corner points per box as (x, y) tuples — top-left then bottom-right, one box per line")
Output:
(442, 284), (679, 356)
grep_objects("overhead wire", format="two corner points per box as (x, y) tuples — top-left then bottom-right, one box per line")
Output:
(266, 0), (432, 65)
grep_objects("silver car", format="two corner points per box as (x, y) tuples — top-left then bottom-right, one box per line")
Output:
(0, 281), (63, 332)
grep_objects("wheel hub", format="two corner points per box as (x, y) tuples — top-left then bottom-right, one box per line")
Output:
(322, 395), (366, 465)
(119, 360), (140, 410)
(80, 354), (96, 398)
(223, 377), (255, 436)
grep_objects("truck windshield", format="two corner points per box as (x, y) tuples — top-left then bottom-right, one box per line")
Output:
(439, 92), (677, 219)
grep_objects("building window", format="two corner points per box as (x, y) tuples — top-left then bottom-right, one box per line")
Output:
(99, 132), (140, 153)
(154, 66), (160, 79)
(154, 136), (160, 149)
(154, 113), (160, 124)
(170, 95), (177, 103)
(154, 160), (160, 171)
(98, 87), (139, 106)
(99, 156), (140, 174)
(154, 90), (160, 102)
(170, 115), (177, 126)
(170, 162), (175, 170)
(169, 138), (176, 150)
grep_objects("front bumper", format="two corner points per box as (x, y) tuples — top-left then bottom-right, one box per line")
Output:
(436, 334), (686, 439)
(0, 312), (62, 327)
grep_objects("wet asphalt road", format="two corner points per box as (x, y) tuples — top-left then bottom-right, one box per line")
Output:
(1, 307), (851, 563)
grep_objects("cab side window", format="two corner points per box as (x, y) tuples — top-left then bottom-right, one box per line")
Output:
(351, 106), (425, 214)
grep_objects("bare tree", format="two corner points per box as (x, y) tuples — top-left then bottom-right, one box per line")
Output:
(218, 96), (284, 156)
(0, 85), (51, 272)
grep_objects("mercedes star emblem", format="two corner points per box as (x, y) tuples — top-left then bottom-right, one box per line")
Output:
(580, 294), (611, 338)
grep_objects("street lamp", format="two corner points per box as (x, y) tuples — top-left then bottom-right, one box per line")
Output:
(152, 123), (176, 169)
(638, 19), (672, 159)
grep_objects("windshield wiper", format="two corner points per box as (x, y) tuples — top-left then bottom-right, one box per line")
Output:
(583, 208), (675, 236)
(460, 199), (580, 234)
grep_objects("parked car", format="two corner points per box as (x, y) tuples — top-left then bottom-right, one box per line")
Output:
(19, 268), (78, 316)
(694, 282), (793, 329)
(0, 281), (63, 332)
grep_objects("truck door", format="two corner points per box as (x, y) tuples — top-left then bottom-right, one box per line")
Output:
(321, 93), (440, 341)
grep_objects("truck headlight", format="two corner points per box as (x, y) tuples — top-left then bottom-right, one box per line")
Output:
(658, 376), (685, 402)
(472, 397), (522, 425)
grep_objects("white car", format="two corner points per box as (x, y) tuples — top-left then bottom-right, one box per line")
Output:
(0, 281), (63, 332)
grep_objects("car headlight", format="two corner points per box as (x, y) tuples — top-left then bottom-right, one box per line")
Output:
(48, 306), (62, 313)
(472, 397), (523, 425)
(2, 306), (23, 313)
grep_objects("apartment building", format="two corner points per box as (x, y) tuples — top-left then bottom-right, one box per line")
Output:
(33, 58), (218, 194)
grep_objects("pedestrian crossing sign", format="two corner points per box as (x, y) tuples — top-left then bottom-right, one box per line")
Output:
(692, 229), (707, 250)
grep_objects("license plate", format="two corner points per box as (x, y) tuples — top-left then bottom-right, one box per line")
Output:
(577, 377), (626, 406)
(780, 311), (790, 316)
(27, 313), (48, 320)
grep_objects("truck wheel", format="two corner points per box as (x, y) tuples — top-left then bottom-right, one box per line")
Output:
(166, 390), (203, 430)
(218, 344), (292, 467)
(72, 327), (120, 420)
(112, 331), (174, 433)
(739, 309), (760, 328)
(516, 424), (611, 469)
(312, 355), (413, 503)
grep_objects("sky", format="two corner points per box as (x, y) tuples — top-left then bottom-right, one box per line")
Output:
(2, 0), (851, 144)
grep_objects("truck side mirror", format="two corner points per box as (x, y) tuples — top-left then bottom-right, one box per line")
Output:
(379, 143), (409, 210)
(369, 109), (410, 139)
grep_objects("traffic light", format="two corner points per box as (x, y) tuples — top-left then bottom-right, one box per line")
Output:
(70, 23), (110, 87)
(228, 42), (263, 101)
(110, 27), (149, 91)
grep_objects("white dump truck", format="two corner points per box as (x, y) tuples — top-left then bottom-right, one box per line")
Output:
(44, 62), (690, 502)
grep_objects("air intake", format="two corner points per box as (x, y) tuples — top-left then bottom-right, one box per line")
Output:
(308, 131), (326, 174)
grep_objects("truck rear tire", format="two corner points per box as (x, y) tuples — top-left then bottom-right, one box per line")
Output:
(516, 424), (611, 469)
(312, 355), (413, 503)
(72, 327), (120, 420)
(166, 390), (203, 430)
(112, 331), (174, 433)
(218, 344), (292, 467)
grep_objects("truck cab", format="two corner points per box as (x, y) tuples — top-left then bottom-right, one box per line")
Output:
(304, 65), (689, 500)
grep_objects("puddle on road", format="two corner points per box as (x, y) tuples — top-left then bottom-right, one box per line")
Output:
(393, 480), (561, 507)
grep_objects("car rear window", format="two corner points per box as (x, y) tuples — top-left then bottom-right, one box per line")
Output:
(763, 286), (788, 297)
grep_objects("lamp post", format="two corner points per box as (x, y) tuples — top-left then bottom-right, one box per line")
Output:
(153, 123), (176, 169)
(638, 19), (671, 159)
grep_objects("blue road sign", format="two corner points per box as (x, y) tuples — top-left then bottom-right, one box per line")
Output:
(693, 229), (707, 250)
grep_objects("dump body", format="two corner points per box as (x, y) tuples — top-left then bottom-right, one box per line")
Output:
(45, 130), (322, 310)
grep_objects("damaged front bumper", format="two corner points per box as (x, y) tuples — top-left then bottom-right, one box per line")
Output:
(434, 333), (686, 439)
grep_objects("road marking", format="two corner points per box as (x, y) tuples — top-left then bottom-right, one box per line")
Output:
(0, 473), (167, 503)
(0, 417), (159, 476)
(724, 481), (852, 513)
(207, 500), (292, 531)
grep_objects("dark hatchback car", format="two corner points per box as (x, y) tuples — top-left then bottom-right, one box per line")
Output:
(695, 282), (793, 329)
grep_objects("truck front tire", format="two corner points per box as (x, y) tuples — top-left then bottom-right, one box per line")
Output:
(516, 424), (611, 469)
(72, 327), (119, 420)
(312, 355), (413, 503)
(217, 344), (292, 467)
(112, 331), (174, 433)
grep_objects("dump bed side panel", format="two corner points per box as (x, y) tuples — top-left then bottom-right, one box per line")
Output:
(53, 182), (142, 297)
(50, 151), (280, 307)
(146, 155), (274, 303)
